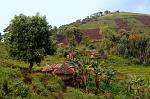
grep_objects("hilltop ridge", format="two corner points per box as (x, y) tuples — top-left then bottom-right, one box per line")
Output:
(60, 11), (150, 33)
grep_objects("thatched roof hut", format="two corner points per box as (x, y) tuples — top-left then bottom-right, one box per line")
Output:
(42, 63), (74, 81)
(42, 64), (62, 71)
(54, 64), (74, 75)
(42, 64), (52, 72)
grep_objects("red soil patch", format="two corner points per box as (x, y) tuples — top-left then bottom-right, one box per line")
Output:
(83, 29), (102, 41)
(135, 16), (150, 26)
(115, 18), (131, 32)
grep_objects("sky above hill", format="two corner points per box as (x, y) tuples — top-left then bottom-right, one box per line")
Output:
(0, 0), (150, 34)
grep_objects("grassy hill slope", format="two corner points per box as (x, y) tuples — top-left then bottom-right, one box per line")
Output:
(78, 12), (150, 33)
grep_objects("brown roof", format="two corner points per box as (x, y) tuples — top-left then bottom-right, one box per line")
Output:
(83, 29), (102, 40)
(42, 64), (53, 72)
(54, 64), (74, 75)
(50, 64), (63, 69)
(42, 64), (63, 72)
(42, 63), (74, 75)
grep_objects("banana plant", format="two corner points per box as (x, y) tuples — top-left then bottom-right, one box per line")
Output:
(102, 66), (116, 86)
(69, 56), (92, 90)
(91, 61), (104, 94)
(69, 58), (80, 87)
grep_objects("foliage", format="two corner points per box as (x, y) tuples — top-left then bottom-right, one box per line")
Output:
(40, 74), (64, 92)
(4, 13), (56, 72)
(128, 33), (150, 65)
(102, 67), (116, 86)
(13, 81), (31, 98)
(70, 56), (116, 95)
(0, 67), (30, 98)
(102, 27), (150, 65)
(125, 75), (150, 98)
(88, 44), (96, 50)
(2, 80), (11, 98)
(0, 32), (2, 41)
(58, 47), (78, 58)
(64, 87), (100, 99)
(65, 27), (83, 47)
(69, 56), (92, 89)
(91, 61), (104, 94)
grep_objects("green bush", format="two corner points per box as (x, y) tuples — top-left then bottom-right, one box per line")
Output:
(40, 74), (64, 92)
(64, 87), (100, 99)
(13, 81), (31, 98)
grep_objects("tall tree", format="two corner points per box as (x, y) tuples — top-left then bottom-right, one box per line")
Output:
(65, 27), (83, 48)
(5, 14), (56, 73)
(100, 12), (103, 16)
(104, 10), (110, 15)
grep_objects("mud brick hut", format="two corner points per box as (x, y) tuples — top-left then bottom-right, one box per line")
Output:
(42, 63), (74, 84)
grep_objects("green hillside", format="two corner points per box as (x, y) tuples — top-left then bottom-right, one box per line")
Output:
(55, 12), (150, 98)
(78, 12), (150, 32)
(1, 12), (150, 98)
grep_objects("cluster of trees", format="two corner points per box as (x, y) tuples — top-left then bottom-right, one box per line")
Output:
(65, 27), (83, 47)
(103, 28), (150, 65)
(63, 10), (116, 28)
(90, 10), (112, 18)
(4, 13), (56, 73)
(121, 32), (150, 65)
(51, 25), (83, 48)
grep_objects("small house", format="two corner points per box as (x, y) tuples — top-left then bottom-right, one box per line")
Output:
(42, 63), (74, 84)
(42, 64), (62, 74)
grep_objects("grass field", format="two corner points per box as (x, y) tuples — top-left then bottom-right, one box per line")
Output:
(78, 12), (150, 33)
(107, 55), (150, 80)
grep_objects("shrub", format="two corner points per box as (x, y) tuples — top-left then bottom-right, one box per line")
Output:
(1, 79), (11, 98)
(88, 44), (96, 49)
(13, 81), (31, 98)
(40, 74), (64, 92)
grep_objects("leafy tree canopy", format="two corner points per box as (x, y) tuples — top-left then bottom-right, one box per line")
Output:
(65, 27), (83, 47)
(4, 13), (56, 72)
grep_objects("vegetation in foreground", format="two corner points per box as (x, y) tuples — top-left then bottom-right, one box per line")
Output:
(1, 11), (150, 99)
